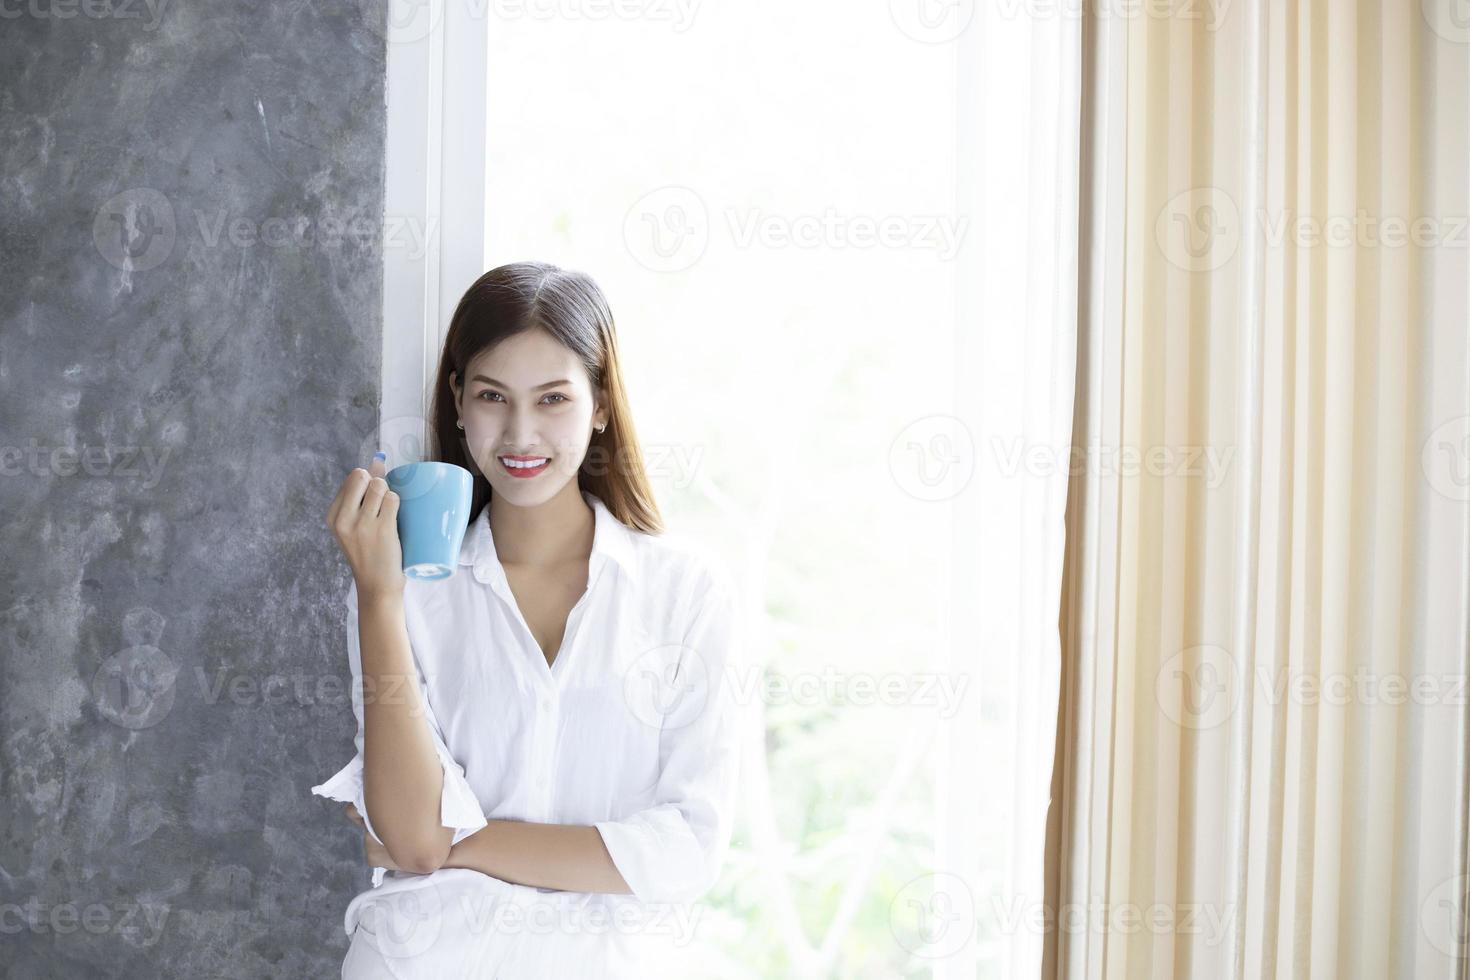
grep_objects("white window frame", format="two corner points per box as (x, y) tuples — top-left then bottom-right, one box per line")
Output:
(381, 0), (488, 453)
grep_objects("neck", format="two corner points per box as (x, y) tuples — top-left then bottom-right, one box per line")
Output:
(487, 482), (594, 569)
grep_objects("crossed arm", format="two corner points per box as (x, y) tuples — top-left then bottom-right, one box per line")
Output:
(327, 591), (631, 893)
(343, 802), (633, 894)
(326, 576), (739, 902)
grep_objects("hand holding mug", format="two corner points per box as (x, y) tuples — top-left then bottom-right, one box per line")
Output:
(326, 451), (406, 602)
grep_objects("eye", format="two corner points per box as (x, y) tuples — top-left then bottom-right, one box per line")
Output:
(477, 391), (566, 404)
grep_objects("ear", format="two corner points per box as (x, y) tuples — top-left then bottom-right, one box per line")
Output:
(594, 387), (610, 428)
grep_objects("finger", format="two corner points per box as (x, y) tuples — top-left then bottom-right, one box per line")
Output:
(379, 488), (400, 522)
(363, 476), (389, 519)
(328, 468), (372, 530)
(362, 452), (389, 520)
(325, 471), (354, 528)
(343, 471), (383, 524)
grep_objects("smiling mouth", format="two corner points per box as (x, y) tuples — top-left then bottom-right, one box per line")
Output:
(498, 455), (550, 477)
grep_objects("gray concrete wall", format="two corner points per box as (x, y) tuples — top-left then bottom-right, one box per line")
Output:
(1, 3), (388, 975)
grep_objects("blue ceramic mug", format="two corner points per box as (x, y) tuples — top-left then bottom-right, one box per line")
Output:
(385, 461), (473, 580)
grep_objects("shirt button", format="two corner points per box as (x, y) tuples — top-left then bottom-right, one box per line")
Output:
(539, 695), (551, 711)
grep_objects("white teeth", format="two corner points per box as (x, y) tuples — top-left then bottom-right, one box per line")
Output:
(501, 457), (548, 469)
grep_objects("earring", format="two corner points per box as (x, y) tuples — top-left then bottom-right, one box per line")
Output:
(596, 422), (607, 433)
(456, 420), (464, 430)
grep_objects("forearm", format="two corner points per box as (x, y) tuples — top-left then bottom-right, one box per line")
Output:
(442, 820), (632, 895)
(357, 592), (452, 871)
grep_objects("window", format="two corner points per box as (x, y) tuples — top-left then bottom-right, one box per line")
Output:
(383, 2), (1073, 974)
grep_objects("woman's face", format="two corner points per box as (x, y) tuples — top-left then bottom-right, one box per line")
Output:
(450, 329), (606, 506)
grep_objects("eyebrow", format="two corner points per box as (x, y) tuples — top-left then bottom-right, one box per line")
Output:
(470, 375), (572, 390)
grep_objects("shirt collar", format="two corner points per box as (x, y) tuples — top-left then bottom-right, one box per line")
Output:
(459, 489), (639, 586)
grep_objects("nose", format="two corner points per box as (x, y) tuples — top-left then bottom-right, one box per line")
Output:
(502, 404), (545, 453)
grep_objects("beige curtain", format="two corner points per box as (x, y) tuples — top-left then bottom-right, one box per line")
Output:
(1047, 2), (1470, 979)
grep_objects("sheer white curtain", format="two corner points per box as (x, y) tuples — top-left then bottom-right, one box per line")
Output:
(942, 1), (1081, 977)
(1051, 2), (1470, 979)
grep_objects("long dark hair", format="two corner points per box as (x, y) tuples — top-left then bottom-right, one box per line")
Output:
(426, 261), (664, 535)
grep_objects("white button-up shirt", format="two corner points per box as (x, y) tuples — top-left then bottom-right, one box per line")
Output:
(311, 489), (743, 978)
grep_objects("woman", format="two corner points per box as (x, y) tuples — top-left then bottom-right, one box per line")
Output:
(311, 262), (742, 978)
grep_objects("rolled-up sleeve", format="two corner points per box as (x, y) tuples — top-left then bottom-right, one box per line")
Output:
(311, 580), (487, 887)
(594, 573), (744, 905)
